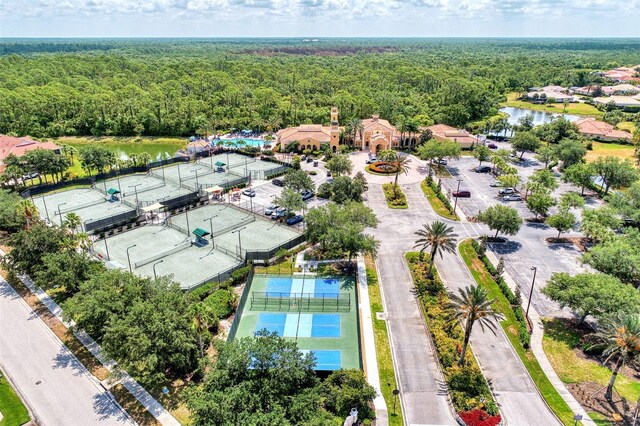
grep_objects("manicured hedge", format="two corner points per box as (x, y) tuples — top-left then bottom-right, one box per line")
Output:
(470, 239), (530, 348)
(405, 252), (500, 419)
(204, 289), (237, 319)
(425, 175), (454, 213)
(382, 183), (408, 208)
(369, 161), (398, 174)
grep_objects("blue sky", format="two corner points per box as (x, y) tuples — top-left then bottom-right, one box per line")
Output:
(1, 0), (639, 38)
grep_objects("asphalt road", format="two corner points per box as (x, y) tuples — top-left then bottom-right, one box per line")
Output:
(0, 279), (134, 426)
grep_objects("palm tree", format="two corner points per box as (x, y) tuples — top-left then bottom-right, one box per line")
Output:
(138, 152), (152, 167)
(265, 116), (283, 133)
(63, 212), (82, 234)
(392, 155), (412, 190)
(414, 221), (458, 276)
(189, 303), (218, 358)
(19, 200), (38, 228)
(448, 285), (503, 366)
(590, 313), (640, 401)
(347, 118), (363, 147)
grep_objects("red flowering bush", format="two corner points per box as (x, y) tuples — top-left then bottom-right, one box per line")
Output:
(459, 409), (501, 426)
(368, 161), (398, 174)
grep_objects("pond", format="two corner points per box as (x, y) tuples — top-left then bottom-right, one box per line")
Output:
(499, 107), (581, 126)
(67, 142), (183, 161)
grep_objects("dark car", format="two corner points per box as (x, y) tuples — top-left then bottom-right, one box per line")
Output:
(326, 170), (332, 177)
(272, 178), (285, 187)
(475, 166), (492, 173)
(286, 215), (304, 225)
(452, 190), (471, 198)
(487, 143), (498, 149)
(306, 157), (313, 163)
(301, 190), (314, 201)
(313, 160), (319, 167)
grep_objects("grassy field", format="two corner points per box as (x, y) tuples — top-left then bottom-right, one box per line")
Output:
(52, 136), (186, 145)
(0, 373), (30, 426)
(458, 240), (577, 426)
(586, 142), (636, 163)
(364, 255), (403, 426)
(542, 319), (640, 403)
(616, 121), (637, 134)
(502, 92), (603, 117)
(420, 179), (458, 220)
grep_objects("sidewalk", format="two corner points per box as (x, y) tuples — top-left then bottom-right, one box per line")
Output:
(486, 251), (596, 426)
(11, 265), (180, 426)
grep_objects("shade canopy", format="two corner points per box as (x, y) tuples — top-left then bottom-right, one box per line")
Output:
(204, 185), (224, 193)
(106, 188), (120, 195)
(192, 228), (211, 238)
(215, 161), (226, 167)
(142, 202), (164, 212)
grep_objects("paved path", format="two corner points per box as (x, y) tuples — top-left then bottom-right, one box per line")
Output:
(0, 278), (134, 426)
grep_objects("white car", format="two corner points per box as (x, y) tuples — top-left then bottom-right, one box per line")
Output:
(502, 194), (523, 202)
(265, 204), (279, 215)
(498, 188), (515, 195)
(489, 181), (503, 187)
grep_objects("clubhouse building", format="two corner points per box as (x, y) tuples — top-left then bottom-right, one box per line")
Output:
(277, 108), (479, 154)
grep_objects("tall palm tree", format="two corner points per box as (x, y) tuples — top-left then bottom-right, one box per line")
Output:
(138, 152), (152, 167)
(590, 313), (640, 401)
(19, 200), (38, 228)
(448, 285), (503, 366)
(189, 303), (218, 358)
(63, 212), (82, 234)
(392, 155), (412, 191)
(347, 118), (364, 147)
(414, 221), (458, 276)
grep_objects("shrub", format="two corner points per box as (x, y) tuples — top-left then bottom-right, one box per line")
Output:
(231, 265), (251, 284)
(262, 149), (274, 156)
(459, 409), (502, 426)
(369, 161), (398, 174)
(309, 170), (317, 176)
(382, 183), (407, 207)
(426, 178), (454, 213)
(204, 289), (237, 319)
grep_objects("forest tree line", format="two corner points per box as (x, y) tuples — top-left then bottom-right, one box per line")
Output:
(1, 38), (640, 139)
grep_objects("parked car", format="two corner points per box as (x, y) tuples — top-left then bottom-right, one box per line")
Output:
(242, 188), (256, 197)
(487, 143), (498, 149)
(301, 155), (306, 161)
(301, 190), (314, 201)
(498, 188), (515, 195)
(271, 207), (287, 220)
(475, 166), (492, 173)
(286, 215), (304, 225)
(326, 170), (332, 177)
(313, 160), (318, 167)
(502, 194), (523, 202)
(272, 178), (284, 187)
(265, 204), (279, 215)
(452, 190), (471, 198)
(436, 159), (448, 165)
(366, 157), (377, 164)
(306, 157), (313, 163)
(489, 181), (503, 187)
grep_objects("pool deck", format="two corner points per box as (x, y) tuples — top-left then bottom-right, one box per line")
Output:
(231, 273), (361, 371)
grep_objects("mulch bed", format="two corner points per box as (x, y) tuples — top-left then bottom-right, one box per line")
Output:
(544, 236), (591, 252)
(568, 382), (637, 425)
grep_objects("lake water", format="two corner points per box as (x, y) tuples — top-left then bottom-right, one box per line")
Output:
(499, 107), (581, 126)
(67, 143), (183, 161)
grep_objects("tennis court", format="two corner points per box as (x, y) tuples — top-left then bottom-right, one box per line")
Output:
(230, 274), (360, 371)
(32, 188), (105, 220)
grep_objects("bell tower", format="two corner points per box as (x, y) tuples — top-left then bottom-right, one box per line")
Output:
(330, 107), (340, 151)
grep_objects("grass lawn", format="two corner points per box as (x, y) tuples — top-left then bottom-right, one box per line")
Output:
(458, 240), (576, 426)
(111, 384), (161, 426)
(52, 136), (186, 145)
(0, 373), (30, 426)
(502, 92), (603, 118)
(586, 142), (636, 163)
(616, 121), (636, 135)
(542, 319), (640, 403)
(420, 180), (458, 221)
(364, 255), (403, 426)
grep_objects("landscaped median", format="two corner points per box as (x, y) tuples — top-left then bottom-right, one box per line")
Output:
(382, 183), (408, 209)
(364, 255), (403, 426)
(458, 239), (577, 426)
(420, 176), (457, 220)
(405, 252), (501, 425)
(0, 371), (31, 426)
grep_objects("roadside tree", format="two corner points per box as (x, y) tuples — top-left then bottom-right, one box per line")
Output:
(526, 191), (555, 219)
(413, 221), (458, 276)
(545, 208), (576, 238)
(552, 139), (586, 169)
(511, 131), (541, 159)
(325, 154), (353, 177)
(283, 169), (314, 192)
(477, 205), (523, 238)
(473, 145), (492, 167)
(590, 156), (638, 195)
(562, 163), (593, 195)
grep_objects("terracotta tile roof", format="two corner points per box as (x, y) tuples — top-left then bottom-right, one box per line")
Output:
(427, 124), (479, 144)
(277, 124), (332, 145)
(574, 118), (632, 140)
(0, 135), (61, 162)
(362, 115), (396, 132)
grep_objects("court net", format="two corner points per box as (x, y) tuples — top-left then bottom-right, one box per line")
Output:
(250, 292), (351, 312)
(55, 199), (105, 215)
(133, 242), (191, 268)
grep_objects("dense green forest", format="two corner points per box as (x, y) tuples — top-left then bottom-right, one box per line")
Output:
(1, 38), (640, 138)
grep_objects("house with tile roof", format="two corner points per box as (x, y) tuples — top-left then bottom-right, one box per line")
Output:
(0, 135), (62, 173)
(593, 95), (640, 109)
(574, 118), (633, 142)
(426, 124), (480, 149)
(277, 107), (341, 152)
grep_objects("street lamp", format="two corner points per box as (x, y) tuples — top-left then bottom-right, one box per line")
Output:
(525, 266), (537, 321)
(177, 163), (182, 185)
(128, 184), (142, 209)
(192, 168), (201, 191)
(103, 235), (110, 261)
(152, 259), (164, 280)
(185, 210), (191, 237)
(231, 226), (247, 258)
(204, 215), (218, 245)
(452, 179), (463, 216)
(42, 196), (50, 222)
(126, 244), (137, 273)
(226, 152), (230, 174)
(57, 202), (68, 227)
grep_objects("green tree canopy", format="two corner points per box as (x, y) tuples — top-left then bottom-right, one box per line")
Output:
(526, 191), (556, 219)
(562, 163), (593, 195)
(542, 272), (640, 323)
(477, 205), (523, 238)
(582, 230), (640, 284)
(283, 169), (315, 192)
(325, 154), (353, 177)
(590, 156), (638, 195)
(545, 208), (576, 238)
(511, 131), (541, 159)
(552, 139), (586, 169)
(473, 145), (492, 166)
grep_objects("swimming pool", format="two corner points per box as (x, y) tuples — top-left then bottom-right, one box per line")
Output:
(215, 138), (271, 148)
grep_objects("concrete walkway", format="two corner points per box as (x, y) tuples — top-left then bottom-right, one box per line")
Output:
(0, 278), (134, 426)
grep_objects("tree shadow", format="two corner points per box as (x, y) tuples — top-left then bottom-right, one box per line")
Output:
(52, 347), (87, 377)
(93, 391), (131, 423)
(525, 221), (549, 230)
(488, 240), (522, 255)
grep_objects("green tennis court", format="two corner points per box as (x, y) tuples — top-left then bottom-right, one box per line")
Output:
(231, 274), (361, 371)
